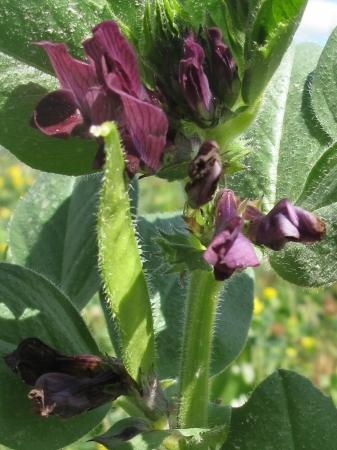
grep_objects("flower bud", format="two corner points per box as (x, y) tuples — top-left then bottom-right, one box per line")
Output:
(246, 199), (326, 250)
(179, 33), (213, 119)
(185, 140), (222, 208)
(207, 28), (236, 100)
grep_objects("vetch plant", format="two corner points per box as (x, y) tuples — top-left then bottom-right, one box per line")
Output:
(1, 0), (337, 449)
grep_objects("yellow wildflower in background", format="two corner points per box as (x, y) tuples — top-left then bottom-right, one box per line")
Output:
(6, 165), (24, 190)
(254, 297), (264, 315)
(0, 243), (7, 254)
(0, 176), (4, 189)
(96, 444), (107, 450)
(262, 287), (277, 300)
(300, 336), (316, 350)
(0, 207), (11, 220)
(286, 347), (298, 358)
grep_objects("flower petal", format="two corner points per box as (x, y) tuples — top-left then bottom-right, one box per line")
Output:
(32, 89), (84, 137)
(117, 91), (168, 172)
(83, 20), (145, 99)
(36, 41), (97, 117)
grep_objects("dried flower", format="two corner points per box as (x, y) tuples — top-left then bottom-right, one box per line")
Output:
(185, 140), (222, 208)
(5, 338), (137, 418)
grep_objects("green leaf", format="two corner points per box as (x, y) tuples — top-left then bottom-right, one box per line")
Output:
(311, 26), (337, 140)
(156, 229), (210, 273)
(230, 43), (327, 209)
(8, 173), (101, 309)
(97, 122), (155, 380)
(229, 42), (337, 287)
(210, 270), (254, 375)
(223, 370), (337, 450)
(0, 51), (97, 175)
(296, 142), (337, 210)
(0, 263), (108, 450)
(0, 0), (110, 73)
(242, 0), (308, 103)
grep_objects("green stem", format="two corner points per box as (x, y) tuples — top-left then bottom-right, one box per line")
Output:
(178, 270), (223, 428)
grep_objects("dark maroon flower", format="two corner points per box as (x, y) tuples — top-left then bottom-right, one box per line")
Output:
(246, 199), (326, 251)
(5, 338), (137, 418)
(32, 21), (168, 173)
(185, 140), (222, 208)
(179, 33), (213, 119)
(204, 189), (259, 280)
(207, 28), (236, 99)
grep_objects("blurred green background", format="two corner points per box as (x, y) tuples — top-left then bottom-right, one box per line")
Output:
(1, 147), (337, 449)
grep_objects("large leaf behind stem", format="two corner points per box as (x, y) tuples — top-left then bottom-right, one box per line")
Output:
(8, 173), (101, 310)
(0, 263), (108, 450)
(97, 122), (155, 380)
(311, 26), (337, 141)
(138, 214), (254, 382)
(229, 43), (337, 286)
(223, 370), (337, 450)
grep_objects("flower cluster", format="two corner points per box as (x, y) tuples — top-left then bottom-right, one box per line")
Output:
(32, 21), (168, 174)
(202, 190), (325, 280)
(32, 20), (236, 175)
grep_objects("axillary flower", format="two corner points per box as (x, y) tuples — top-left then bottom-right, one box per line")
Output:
(32, 21), (168, 174)
(204, 189), (260, 280)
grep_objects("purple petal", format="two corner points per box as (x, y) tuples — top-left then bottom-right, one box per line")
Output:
(250, 199), (326, 250)
(204, 217), (259, 280)
(117, 91), (168, 172)
(179, 34), (212, 115)
(36, 41), (97, 118)
(83, 21), (145, 99)
(223, 232), (260, 270)
(32, 89), (84, 137)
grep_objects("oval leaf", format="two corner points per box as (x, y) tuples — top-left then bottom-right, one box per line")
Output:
(9, 173), (101, 309)
(97, 122), (155, 380)
(311, 26), (337, 140)
(223, 370), (337, 450)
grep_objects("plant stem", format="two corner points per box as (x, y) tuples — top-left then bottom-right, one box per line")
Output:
(178, 270), (223, 428)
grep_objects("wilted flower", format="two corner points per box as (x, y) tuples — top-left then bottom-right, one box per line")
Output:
(32, 21), (168, 174)
(246, 199), (326, 250)
(185, 140), (222, 208)
(5, 338), (137, 418)
(204, 189), (259, 280)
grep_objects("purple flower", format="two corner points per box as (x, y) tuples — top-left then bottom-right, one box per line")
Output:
(32, 21), (168, 173)
(246, 199), (326, 251)
(179, 33), (213, 118)
(5, 338), (137, 418)
(207, 28), (236, 99)
(185, 140), (222, 208)
(204, 189), (259, 280)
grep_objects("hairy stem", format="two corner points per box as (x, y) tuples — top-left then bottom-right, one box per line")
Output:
(178, 270), (222, 428)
